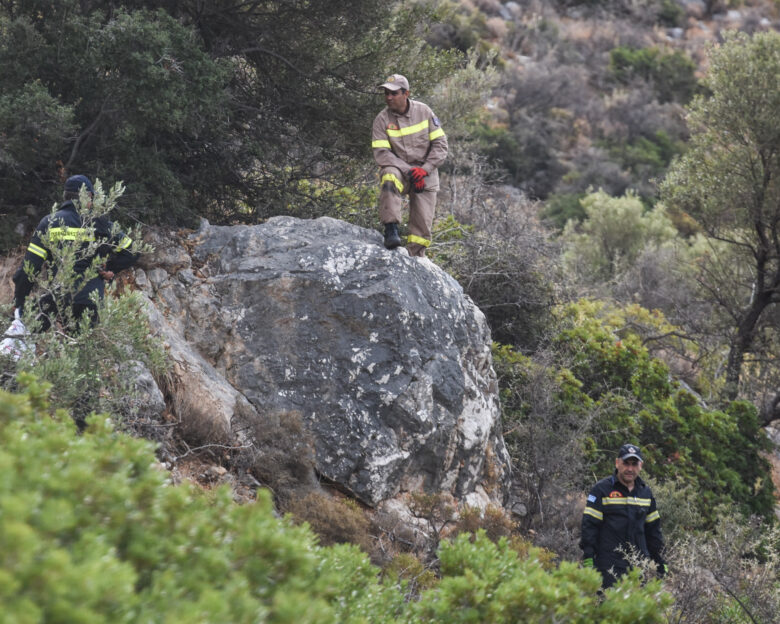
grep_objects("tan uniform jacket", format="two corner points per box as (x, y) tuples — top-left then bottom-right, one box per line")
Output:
(371, 100), (448, 183)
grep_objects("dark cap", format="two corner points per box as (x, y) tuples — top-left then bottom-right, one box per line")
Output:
(64, 175), (94, 194)
(617, 444), (643, 462)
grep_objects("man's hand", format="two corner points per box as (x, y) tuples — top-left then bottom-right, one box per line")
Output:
(98, 268), (115, 281)
(409, 167), (427, 193)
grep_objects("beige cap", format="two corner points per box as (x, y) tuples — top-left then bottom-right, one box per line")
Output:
(378, 74), (409, 91)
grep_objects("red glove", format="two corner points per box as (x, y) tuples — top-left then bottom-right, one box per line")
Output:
(409, 167), (427, 193)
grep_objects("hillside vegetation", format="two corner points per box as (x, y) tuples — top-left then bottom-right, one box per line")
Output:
(2, 0), (780, 621)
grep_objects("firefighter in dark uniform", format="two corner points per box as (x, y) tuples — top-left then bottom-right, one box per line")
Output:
(13, 175), (138, 331)
(580, 443), (667, 588)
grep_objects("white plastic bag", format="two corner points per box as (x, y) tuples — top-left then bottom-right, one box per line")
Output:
(0, 309), (30, 361)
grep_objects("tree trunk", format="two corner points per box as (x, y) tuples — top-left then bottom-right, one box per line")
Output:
(724, 295), (772, 401)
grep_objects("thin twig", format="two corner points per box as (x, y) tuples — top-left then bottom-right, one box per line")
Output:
(173, 442), (252, 462)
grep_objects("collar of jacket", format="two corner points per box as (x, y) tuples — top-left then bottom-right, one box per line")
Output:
(610, 473), (647, 491)
(388, 99), (413, 118)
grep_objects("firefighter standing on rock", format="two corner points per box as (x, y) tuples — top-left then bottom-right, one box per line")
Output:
(372, 74), (448, 257)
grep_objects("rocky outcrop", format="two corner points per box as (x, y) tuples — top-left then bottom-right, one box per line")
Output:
(136, 216), (511, 509)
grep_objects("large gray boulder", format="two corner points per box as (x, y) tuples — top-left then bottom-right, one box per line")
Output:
(140, 216), (511, 508)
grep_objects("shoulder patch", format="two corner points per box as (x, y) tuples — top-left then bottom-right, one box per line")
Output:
(587, 494), (597, 503)
(432, 116), (441, 127)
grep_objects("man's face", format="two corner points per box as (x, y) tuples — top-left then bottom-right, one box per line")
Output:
(385, 88), (409, 114)
(615, 456), (642, 488)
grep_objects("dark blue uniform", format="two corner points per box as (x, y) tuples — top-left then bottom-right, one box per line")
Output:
(13, 200), (137, 330)
(580, 473), (666, 588)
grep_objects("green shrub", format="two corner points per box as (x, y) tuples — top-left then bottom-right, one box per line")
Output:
(609, 45), (698, 103)
(540, 192), (587, 230)
(471, 122), (528, 182)
(453, 505), (516, 543)
(381, 553), (438, 601)
(495, 299), (776, 530)
(554, 301), (776, 520)
(657, 0), (685, 27)
(561, 189), (678, 282)
(606, 130), (685, 179)
(408, 531), (672, 623)
(0, 374), (406, 623)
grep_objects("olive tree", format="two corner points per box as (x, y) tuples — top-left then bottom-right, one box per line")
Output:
(661, 31), (780, 423)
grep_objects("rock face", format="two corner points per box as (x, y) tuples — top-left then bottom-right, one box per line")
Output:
(138, 216), (511, 508)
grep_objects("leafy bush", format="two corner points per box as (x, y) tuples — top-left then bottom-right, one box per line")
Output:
(561, 189), (678, 283)
(381, 552), (438, 601)
(605, 130), (685, 180)
(0, 374), (407, 623)
(408, 531), (672, 623)
(0, 80), (76, 251)
(493, 342), (596, 559)
(540, 192), (587, 230)
(426, 1), (494, 55)
(453, 505), (516, 543)
(657, 0), (685, 27)
(495, 300), (776, 536)
(609, 45), (698, 104)
(554, 301), (776, 520)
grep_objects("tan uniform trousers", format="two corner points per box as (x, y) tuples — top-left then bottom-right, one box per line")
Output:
(379, 166), (437, 257)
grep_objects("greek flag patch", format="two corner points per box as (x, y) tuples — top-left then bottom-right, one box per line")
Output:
(432, 116), (441, 127)
(587, 494), (597, 503)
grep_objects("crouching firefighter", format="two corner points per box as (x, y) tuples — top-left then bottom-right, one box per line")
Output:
(12, 175), (139, 332)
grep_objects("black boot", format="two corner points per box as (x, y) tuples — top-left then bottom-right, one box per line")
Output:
(383, 223), (402, 249)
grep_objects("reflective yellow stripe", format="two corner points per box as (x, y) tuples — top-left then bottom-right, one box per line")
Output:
(602, 497), (651, 507)
(27, 243), (48, 259)
(407, 234), (430, 248)
(429, 127), (445, 140)
(386, 119), (428, 138)
(583, 507), (603, 521)
(48, 226), (95, 243)
(117, 235), (132, 250)
(646, 510), (660, 523)
(381, 173), (404, 193)
(373, 139), (392, 149)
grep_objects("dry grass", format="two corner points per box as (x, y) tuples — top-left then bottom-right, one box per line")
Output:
(285, 491), (374, 553)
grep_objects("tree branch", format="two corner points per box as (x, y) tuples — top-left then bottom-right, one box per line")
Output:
(65, 102), (110, 170)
